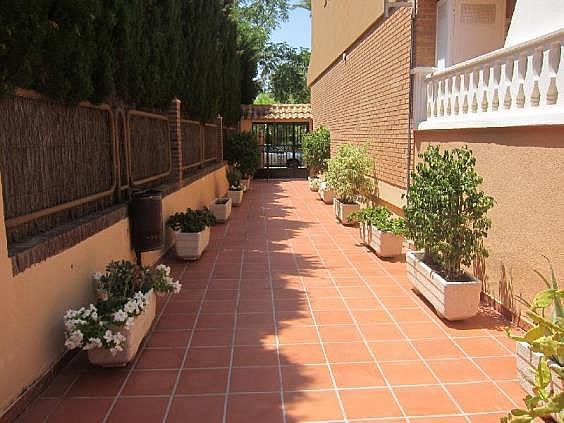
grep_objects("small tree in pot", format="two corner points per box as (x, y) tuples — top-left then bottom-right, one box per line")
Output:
(302, 126), (331, 179)
(227, 167), (244, 206)
(403, 145), (494, 320)
(225, 131), (260, 190)
(325, 143), (375, 224)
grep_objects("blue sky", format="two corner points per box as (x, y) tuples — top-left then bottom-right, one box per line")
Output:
(270, 7), (311, 49)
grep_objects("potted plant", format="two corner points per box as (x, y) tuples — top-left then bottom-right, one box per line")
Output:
(318, 180), (335, 204)
(166, 208), (216, 260)
(348, 206), (405, 258)
(227, 167), (244, 206)
(65, 261), (181, 366)
(505, 261), (563, 422)
(209, 197), (232, 222)
(325, 144), (375, 225)
(225, 131), (260, 191)
(302, 126), (331, 179)
(403, 145), (494, 321)
(309, 177), (320, 192)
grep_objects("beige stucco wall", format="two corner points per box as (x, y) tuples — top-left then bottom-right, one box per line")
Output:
(414, 126), (564, 312)
(0, 165), (228, 415)
(308, 0), (385, 85)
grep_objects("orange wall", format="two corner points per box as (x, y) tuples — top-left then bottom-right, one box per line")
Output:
(308, 0), (385, 85)
(0, 165), (228, 415)
(414, 126), (564, 313)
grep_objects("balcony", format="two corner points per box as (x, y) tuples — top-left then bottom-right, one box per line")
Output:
(416, 28), (564, 130)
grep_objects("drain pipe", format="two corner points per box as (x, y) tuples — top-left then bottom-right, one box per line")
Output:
(406, 0), (417, 190)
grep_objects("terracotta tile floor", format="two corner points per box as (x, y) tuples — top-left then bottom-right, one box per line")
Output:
(18, 180), (523, 423)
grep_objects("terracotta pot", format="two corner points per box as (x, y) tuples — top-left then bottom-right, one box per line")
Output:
(209, 197), (232, 222)
(174, 227), (210, 260)
(406, 251), (481, 320)
(360, 223), (404, 258)
(88, 290), (156, 367)
(333, 198), (359, 225)
(241, 178), (250, 192)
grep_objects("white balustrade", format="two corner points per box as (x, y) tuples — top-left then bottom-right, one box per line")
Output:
(419, 28), (564, 129)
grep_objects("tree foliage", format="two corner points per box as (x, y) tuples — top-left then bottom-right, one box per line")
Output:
(302, 126), (330, 174)
(0, 0), (244, 123)
(403, 146), (495, 281)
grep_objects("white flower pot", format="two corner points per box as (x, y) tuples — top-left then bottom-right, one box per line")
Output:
(241, 178), (250, 192)
(406, 251), (481, 321)
(360, 223), (404, 258)
(318, 182), (335, 204)
(334, 198), (359, 225)
(209, 197), (232, 222)
(88, 290), (156, 367)
(228, 189), (244, 206)
(516, 341), (563, 395)
(174, 226), (210, 260)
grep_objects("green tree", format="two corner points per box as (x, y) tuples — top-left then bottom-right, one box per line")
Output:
(269, 45), (310, 103)
(254, 92), (276, 104)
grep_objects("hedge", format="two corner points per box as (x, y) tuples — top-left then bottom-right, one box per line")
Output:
(0, 0), (244, 123)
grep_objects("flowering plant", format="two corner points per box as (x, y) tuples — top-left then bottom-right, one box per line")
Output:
(64, 261), (181, 355)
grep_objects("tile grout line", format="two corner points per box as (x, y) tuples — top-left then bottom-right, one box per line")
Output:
(288, 187), (410, 422)
(221, 246), (245, 423)
(328, 190), (522, 410)
(161, 221), (230, 422)
(262, 186), (288, 423)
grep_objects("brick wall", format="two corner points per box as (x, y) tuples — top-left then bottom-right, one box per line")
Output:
(310, 7), (413, 189)
(414, 0), (437, 67)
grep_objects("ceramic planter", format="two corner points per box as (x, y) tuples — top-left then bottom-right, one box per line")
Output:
(88, 290), (156, 367)
(210, 197), (232, 222)
(174, 226), (210, 260)
(241, 178), (250, 192)
(318, 182), (335, 204)
(334, 198), (359, 225)
(360, 223), (404, 258)
(228, 189), (244, 206)
(406, 251), (481, 320)
(516, 341), (563, 397)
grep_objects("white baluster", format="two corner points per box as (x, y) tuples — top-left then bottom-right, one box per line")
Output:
(530, 47), (543, 107)
(503, 57), (514, 110)
(546, 42), (561, 105)
(516, 53), (527, 109)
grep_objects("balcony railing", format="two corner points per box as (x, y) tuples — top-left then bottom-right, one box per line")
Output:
(418, 28), (564, 129)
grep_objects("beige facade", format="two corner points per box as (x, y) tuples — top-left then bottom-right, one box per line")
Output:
(0, 166), (228, 415)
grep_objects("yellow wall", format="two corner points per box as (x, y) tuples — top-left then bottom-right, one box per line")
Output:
(414, 126), (564, 313)
(0, 165), (228, 414)
(308, 0), (385, 85)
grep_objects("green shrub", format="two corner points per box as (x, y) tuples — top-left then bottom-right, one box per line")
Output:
(224, 131), (260, 178)
(302, 126), (330, 175)
(403, 145), (494, 281)
(325, 143), (375, 204)
(348, 206), (405, 236)
(166, 208), (216, 233)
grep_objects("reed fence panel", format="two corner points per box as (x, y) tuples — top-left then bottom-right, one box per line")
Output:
(0, 94), (116, 244)
(128, 111), (170, 186)
(181, 120), (202, 174)
(204, 124), (219, 162)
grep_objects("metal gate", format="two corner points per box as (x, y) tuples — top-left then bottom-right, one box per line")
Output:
(252, 122), (309, 179)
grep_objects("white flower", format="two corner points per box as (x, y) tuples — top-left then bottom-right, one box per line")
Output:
(65, 330), (84, 350)
(84, 337), (103, 350)
(124, 317), (134, 329)
(113, 309), (127, 322)
(93, 272), (103, 281)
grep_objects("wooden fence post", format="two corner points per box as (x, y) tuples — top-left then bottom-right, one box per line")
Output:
(168, 98), (182, 185)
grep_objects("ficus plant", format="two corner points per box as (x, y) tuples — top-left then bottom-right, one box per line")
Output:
(403, 145), (494, 281)
(224, 131), (260, 178)
(325, 143), (375, 204)
(302, 126), (331, 175)
(503, 261), (564, 422)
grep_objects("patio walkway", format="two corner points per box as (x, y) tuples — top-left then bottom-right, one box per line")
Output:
(19, 180), (523, 423)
